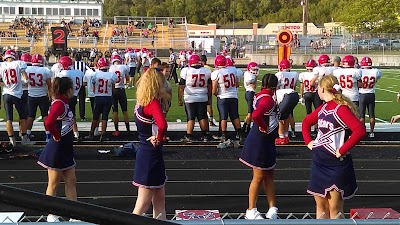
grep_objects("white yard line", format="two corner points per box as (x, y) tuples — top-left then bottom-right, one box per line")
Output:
(376, 88), (398, 93)
(366, 115), (389, 123)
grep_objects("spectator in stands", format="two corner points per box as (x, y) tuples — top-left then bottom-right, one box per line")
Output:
(143, 30), (149, 38)
(140, 20), (145, 29)
(147, 23), (153, 31)
(133, 20), (139, 28)
(168, 18), (175, 28)
(132, 68), (168, 220)
(128, 25), (134, 36)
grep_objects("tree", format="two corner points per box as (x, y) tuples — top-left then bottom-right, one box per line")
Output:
(335, 0), (400, 33)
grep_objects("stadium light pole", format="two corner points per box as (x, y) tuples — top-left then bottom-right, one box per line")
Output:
(232, 0), (235, 37)
(301, 0), (308, 36)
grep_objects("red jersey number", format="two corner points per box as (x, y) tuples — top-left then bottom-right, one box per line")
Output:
(115, 71), (121, 83)
(339, 75), (353, 88)
(362, 76), (376, 89)
(303, 80), (315, 92)
(192, 74), (205, 87)
(28, 73), (44, 87)
(4, 69), (18, 85)
(97, 78), (109, 93)
(284, 78), (295, 89)
(223, 73), (237, 89)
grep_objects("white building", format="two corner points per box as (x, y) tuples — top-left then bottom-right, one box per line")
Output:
(0, 0), (103, 23)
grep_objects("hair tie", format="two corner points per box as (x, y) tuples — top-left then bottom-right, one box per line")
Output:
(332, 84), (341, 94)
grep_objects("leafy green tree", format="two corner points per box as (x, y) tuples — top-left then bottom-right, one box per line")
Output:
(335, 0), (400, 33)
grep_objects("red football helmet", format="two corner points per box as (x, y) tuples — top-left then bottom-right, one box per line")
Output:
(318, 54), (330, 66)
(97, 57), (110, 70)
(125, 47), (131, 53)
(247, 62), (259, 74)
(20, 53), (32, 64)
(214, 55), (227, 67)
(342, 55), (355, 68)
(3, 49), (17, 60)
(226, 57), (235, 67)
(141, 47), (147, 53)
(134, 48), (140, 53)
(111, 54), (122, 64)
(148, 51), (153, 57)
(188, 54), (201, 66)
(279, 59), (291, 71)
(305, 59), (317, 69)
(58, 56), (73, 70)
(361, 56), (372, 68)
(31, 54), (44, 66)
(221, 49), (228, 56)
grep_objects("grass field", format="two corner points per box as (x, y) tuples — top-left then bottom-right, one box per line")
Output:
(1, 68), (398, 123)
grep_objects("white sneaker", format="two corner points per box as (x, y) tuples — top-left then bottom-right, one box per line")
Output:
(94, 129), (101, 137)
(21, 136), (36, 145)
(369, 132), (374, 138)
(47, 214), (60, 222)
(245, 208), (264, 220)
(10, 137), (16, 147)
(69, 218), (81, 222)
(265, 207), (278, 219)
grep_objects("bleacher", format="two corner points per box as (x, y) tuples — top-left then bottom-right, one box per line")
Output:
(0, 16), (190, 55)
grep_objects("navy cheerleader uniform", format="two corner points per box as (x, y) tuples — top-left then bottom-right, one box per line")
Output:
(240, 89), (279, 170)
(133, 99), (168, 188)
(38, 96), (75, 171)
(302, 101), (365, 199)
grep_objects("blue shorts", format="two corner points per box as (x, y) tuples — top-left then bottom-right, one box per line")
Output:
(93, 96), (112, 121)
(3, 94), (27, 120)
(28, 96), (50, 118)
(184, 102), (208, 121)
(245, 91), (255, 113)
(217, 98), (239, 121)
(112, 88), (128, 112)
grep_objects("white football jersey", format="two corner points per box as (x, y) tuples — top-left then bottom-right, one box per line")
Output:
(299, 71), (317, 93)
(125, 52), (137, 67)
(243, 71), (257, 92)
(313, 66), (336, 80)
(0, 61), (27, 98)
(180, 67), (211, 103)
(109, 64), (130, 88)
(22, 65), (29, 91)
(84, 69), (96, 98)
(91, 71), (118, 97)
(25, 66), (52, 97)
(275, 71), (298, 91)
(236, 68), (244, 82)
(51, 63), (63, 78)
(142, 57), (150, 67)
(359, 68), (382, 94)
(333, 68), (362, 102)
(57, 69), (84, 97)
(211, 68), (238, 99)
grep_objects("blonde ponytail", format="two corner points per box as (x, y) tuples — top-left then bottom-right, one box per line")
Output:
(319, 75), (359, 118)
(332, 92), (359, 118)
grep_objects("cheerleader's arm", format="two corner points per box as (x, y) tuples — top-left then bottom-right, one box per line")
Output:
(337, 105), (366, 155)
(44, 101), (65, 141)
(252, 96), (274, 132)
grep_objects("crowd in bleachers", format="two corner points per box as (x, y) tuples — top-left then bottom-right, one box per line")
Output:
(112, 19), (157, 39)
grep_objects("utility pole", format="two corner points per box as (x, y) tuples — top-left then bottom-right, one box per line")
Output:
(302, 0), (308, 36)
(232, 0), (235, 37)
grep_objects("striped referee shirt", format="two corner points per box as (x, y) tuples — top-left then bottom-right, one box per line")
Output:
(74, 61), (91, 74)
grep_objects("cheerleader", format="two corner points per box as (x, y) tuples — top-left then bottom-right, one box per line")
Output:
(240, 74), (279, 220)
(302, 75), (366, 219)
(37, 77), (77, 222)
(132, 68), (168, 219)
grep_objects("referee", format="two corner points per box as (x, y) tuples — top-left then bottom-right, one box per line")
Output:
(73, 53), (91, 121)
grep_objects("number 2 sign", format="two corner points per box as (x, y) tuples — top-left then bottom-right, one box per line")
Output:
(51, 27), (68, 54)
